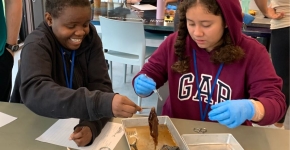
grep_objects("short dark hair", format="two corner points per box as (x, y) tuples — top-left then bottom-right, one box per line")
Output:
(45, 0), (91, 18)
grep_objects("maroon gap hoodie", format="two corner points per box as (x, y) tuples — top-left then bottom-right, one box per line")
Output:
(133, 0), (286, 126)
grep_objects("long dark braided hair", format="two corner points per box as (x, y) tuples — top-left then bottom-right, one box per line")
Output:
(171, 0), (245, 74)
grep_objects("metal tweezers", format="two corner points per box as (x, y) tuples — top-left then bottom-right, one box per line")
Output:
(144, 74), (163, 101)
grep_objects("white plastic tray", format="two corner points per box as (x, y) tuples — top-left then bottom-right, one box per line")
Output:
(182, 133), (244, 150)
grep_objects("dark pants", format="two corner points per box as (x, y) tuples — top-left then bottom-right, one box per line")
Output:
(271, 27), (290, 123)
(0, 49), (14, 102)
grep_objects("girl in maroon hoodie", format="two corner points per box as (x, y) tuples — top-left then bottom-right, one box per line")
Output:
(133, 0), (286, 128)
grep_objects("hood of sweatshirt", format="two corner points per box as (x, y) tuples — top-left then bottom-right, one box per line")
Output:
(216, 0), (243, 45)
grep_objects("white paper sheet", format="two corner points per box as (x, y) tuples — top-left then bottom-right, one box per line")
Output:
(0, 112), (17, 127)
(36, 118), (124, 150)
(131, 4), (157, 10)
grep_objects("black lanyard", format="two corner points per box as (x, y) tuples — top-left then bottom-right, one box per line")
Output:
(193, 49), (224, 121)
(60, 48), (76, 89)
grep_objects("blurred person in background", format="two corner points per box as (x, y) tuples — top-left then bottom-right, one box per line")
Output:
(0, 0), (22, 102)
(254, 0), (289, 128)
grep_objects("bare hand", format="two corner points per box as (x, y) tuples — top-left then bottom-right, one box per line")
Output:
(69, 126), (92, 147)
(265, 5), (284, 20)
(112, 94), (142, 118)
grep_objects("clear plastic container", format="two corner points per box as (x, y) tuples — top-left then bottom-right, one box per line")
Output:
(240, 0), (250, 14)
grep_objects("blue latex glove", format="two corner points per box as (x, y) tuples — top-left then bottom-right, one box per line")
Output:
(167, 5), (177, 10)
(208, 99), (255, 128)
(243, 13), (255, 25)
(134, 74), (156, 97)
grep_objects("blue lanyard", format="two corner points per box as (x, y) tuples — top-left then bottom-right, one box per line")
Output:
(193, 50), (224, 121)
(60, 48), (76, 89)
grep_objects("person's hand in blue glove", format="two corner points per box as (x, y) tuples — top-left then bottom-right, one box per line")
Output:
(134, 74), (156, 97)
(208, 99), (255, 128)
(243, 13), (255, 25)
